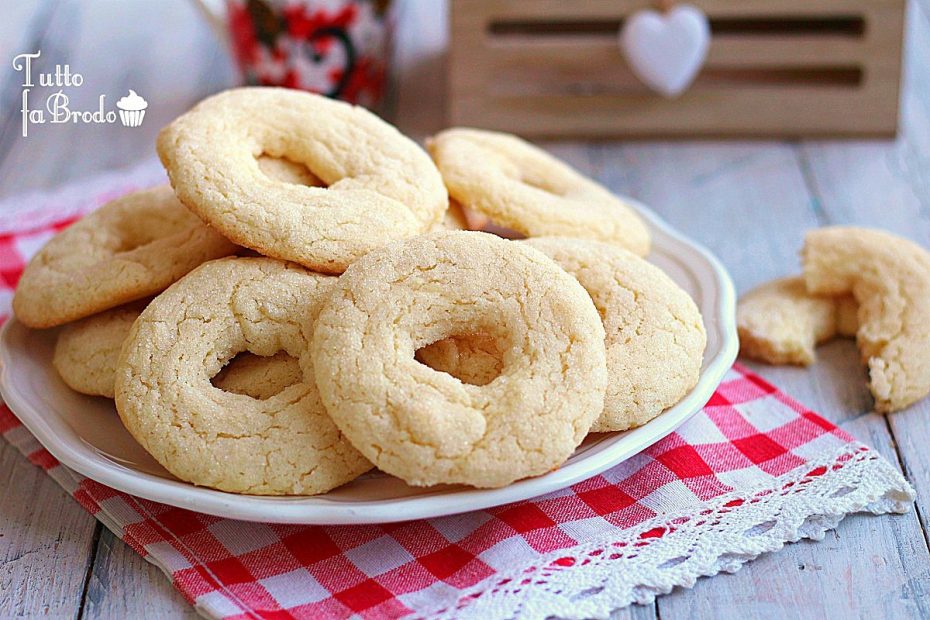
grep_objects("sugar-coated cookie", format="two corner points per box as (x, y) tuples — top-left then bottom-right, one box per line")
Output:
(803, 227), (930, 412)
(157, 87), (448, 273)
(418, 238), (706, 431)
(114, 257), (371, 495)
(311, 231), (607, 488)
(53, 303), (145, 398)
(526, 237), (705, 431)
(428, 128), (650, 256)
(13, 186), (237, 328)
(55, 301), (301, 400)
(738, 276), (857, 366)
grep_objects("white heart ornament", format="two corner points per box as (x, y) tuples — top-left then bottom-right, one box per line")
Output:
(620, 4), (710, 98)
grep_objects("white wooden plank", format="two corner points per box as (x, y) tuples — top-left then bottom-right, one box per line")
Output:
(565, 140), (930, 617)
(917, 0), (930, 22)
(0, 4), (233, 616)
(588, 141), (822, 290)
(798, 3), (930, 244)
(0, 439), (98, 618)
(639, 9), (930, 611)
(0, 10), (102, 619)
(798, 0), (930, 542)
(82, 528), (196, 620)
(609, 602), (658, 620)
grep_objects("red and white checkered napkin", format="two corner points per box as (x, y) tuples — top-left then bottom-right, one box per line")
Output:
(0, 170), (916, 619)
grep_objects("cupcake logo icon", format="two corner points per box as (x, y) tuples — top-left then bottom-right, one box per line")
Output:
(117, 90), (147, 127)
(12, 51), (151, 136)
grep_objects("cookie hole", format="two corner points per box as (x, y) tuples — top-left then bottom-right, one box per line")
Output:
(110, 223), (161, 254)
(455, 203), (525, 239)
(257, 154), (328, 188)
(483, 218), (527, 240)
(112, 235), (155, 254)
(415, 334), (505, 386)
(211, 351), (302, 399)
(520, 173), (568, 197)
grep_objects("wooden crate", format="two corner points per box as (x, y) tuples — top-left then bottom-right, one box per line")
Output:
(448, 0), (906, 138)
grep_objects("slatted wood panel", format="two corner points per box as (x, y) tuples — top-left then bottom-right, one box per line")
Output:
(449, 0), (906, 137)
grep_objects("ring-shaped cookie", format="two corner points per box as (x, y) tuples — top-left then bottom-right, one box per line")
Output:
(802, 227), (930, 412)
(157, 87), (448, 273)
(418, 237), (707, 432)
(55, 303), (302, 400)
(428, 128), (651, 256)
(525, 237), (705, 431)
(114, 257), (371, 495)
(53, 303), (146, 398)
(12, 186), (237, 328)
(310, 231), (608, 488)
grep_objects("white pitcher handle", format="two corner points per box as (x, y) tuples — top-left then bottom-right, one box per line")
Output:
(191, 0), (230, 46)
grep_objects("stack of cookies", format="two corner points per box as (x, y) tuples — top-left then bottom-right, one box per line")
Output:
(13, 88), (706, 496)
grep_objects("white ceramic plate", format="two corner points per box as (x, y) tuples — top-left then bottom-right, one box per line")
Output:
(0, 200), (737, 524)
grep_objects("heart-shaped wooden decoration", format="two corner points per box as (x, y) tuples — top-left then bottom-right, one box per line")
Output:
(619, 4), (711, 98)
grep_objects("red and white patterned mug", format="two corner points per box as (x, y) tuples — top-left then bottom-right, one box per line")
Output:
(193, 0), (392, 108)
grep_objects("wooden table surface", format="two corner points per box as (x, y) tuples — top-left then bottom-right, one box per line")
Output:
(1, 1), (929, 617)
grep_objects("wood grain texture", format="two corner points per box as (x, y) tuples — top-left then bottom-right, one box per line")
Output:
(449, 0), (905, 137)
(82, 528), (196, 620)
(797, 0), (930, 541)
(0, 439), (98, 618)
(578, 138), (930, 618)
(609, 601), (658, 620)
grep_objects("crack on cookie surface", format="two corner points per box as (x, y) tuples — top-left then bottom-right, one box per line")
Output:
(310, 231), (608, 488)
(114, 256), (371, 495)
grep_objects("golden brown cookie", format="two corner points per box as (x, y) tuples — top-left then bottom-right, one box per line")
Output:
(55, 301), (301, 401)
(114, 257), (371, 495)
(738, 276), (857, 366)
(418, 238), (706, 432)
(428, 128), (650, 256)
(157, 87), (448, 273)
(311, 231), (608, 488)
(53, 303), (145, 398)
(803, 226), (930, 412)
(12, 186), (237, 328)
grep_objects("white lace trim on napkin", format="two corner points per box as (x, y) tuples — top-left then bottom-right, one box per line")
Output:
(425, 443), (914, 620)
